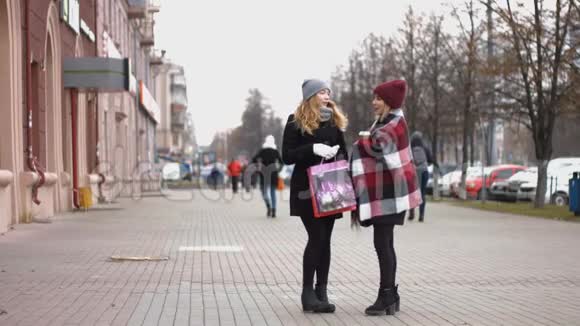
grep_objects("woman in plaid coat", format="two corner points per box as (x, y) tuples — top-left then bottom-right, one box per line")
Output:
(350, 79), (422, 316)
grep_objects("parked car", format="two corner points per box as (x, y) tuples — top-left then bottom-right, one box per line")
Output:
(439, 170), (462, 197)
(464, 165), (527, 199)
(506, 162), (580, 206)
(510, 165), (580, 206)
(491, 167), (536, 201)
(450, 166), (485, 198)
(162, 163), (181, 181)
(425, 164), (457, 195)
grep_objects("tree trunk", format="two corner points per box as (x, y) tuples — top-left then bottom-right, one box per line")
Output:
(535, 159), (549, 208)
(460, 94), (470, 200)
(440, 132), (446, 164)
(432, 126), (440, 200)
(433, 169), (440, 200)
(455, 127), (460, 166)
(432, 88), (441, 200)
(460, 109), (469, 200)
(470, 131), (475, 166)
(486, 0), (497, 166)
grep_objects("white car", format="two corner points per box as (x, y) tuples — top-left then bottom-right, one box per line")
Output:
(161, 163), (181, 181)
(426, 164), (457, 195)
(498, 167), (537, 201)
(439, 170), (462, 197)
(506, 158), (580, 206)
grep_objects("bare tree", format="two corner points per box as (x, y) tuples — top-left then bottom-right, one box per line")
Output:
(416, 13), (454, 198)
(210, 88), (284, 162)
(396, 6), (424, 131)
(332, 34), (399, 145)
(487, 0), (579, 207)
(445, 0), (486, 199)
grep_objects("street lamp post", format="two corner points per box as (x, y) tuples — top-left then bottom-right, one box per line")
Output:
(224, 131), (228, 163)
(479, 116), (488, 204)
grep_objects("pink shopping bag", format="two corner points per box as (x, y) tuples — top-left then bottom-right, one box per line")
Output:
(307, 160), (357, 218)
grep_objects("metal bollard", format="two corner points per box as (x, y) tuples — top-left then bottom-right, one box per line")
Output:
(550, 176), (554, 203)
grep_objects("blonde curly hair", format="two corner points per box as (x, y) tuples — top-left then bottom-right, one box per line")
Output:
(293, 97), (348, 135)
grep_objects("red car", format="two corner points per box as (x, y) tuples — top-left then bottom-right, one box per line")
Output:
(465, 165), (526, 199)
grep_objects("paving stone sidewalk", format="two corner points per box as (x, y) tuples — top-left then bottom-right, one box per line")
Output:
(1, 189), (579, 326)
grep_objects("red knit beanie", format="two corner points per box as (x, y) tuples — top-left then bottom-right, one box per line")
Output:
(373, 80), (407, 109)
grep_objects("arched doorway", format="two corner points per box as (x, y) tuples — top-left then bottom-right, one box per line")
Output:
(0, 0), (23, 230)
(44, 3), (64, 212)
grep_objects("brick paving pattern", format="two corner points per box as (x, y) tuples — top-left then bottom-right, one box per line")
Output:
(1, 189), (579, 325)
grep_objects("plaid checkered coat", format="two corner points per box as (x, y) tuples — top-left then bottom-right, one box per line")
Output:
(349, 110), (422, 225)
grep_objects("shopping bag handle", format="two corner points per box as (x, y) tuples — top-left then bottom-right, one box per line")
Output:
(319, 154), (339, 165)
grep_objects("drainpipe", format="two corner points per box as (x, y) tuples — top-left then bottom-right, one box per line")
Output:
(93, 0), (105, 201)
(95, 91), (106, 202)
(25, 0), (45, 205)
(136, 81), (141, 171)
(96, 96), (106, 202)
(71, 89), (80, 209)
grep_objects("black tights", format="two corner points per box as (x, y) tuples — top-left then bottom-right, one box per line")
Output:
(374, 223), (397, 289)
(300, 216), (335, 287)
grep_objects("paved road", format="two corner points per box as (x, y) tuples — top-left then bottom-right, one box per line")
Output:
(1, 189), (579, 326)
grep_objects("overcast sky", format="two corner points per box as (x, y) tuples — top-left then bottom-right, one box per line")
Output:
(155, 0), (463, 146)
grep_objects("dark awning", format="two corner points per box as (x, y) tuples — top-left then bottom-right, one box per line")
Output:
(63, 57), (136, 93)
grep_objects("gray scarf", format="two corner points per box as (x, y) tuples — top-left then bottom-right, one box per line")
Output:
(319, 107), (333, 122)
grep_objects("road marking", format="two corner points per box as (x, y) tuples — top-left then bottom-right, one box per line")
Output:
(178, 245), (244, 252)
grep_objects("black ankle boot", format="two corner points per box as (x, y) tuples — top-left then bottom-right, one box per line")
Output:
(315, 284), (329, 304)
(301, 287), (335, 313)
(271, 208), (276, 218)
(365, 286), (399, 316)
(266, 204), (271, 217)
(408, 210), (415, 221)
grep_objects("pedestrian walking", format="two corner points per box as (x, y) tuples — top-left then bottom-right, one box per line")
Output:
(350, 79), (422, 316)
(208, 164), (222, 190)
(282, 79), (348, 313)
(241, 162), (251, 193)
(252, 135), (283, 218)
(227, 158), (243, 193)
(408, 131), (435, 222)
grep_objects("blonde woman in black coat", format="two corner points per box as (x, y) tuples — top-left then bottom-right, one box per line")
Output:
(282, 79), (348, 313)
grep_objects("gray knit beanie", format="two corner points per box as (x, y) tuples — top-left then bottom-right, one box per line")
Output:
(301, 79), (331, 101)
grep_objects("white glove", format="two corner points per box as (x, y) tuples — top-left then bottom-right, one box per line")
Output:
(328, 145), (340, 159)
(313, 144), (340, 160)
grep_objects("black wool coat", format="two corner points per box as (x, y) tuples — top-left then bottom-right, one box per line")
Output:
(282, 114), (348, 218)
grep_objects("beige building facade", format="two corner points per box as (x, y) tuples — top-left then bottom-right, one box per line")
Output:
(153, 60), (191, 160)
(0, 0), (23, 233)
(0, 0), (173, 234)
